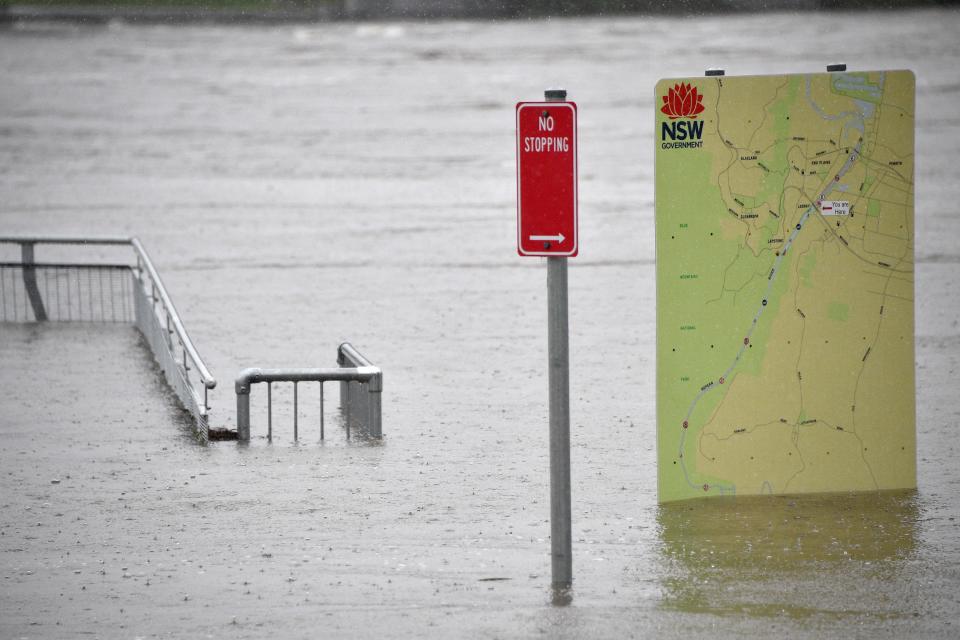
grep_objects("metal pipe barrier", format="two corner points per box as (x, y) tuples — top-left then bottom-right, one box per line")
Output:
(235, 343), (382, 442)
(0, 236), (217, 442)
(1, 261), (135, 322)
(129, 237), (216, 438)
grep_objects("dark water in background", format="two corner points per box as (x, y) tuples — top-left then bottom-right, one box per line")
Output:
(1, 9), (959, 637)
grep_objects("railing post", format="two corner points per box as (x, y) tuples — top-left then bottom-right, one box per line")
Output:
(367, 371), (383, 439)
(293, 381), (299, 441)
(20, 242), (48, 321)
(338, 346), (349, 428)
(236, 381), (251, 442)
(345, 382), (351, 439)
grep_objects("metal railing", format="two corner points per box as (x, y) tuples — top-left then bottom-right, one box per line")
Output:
(0, 236), (217, 442)
(235, 343), (382, 442)
(1, 235), (134, 322)
(2, 236), (384, 445)
(129, 237), (216, 437)
(0, 261), (135, 322)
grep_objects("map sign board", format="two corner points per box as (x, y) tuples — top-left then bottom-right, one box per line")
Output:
(516, 101), (578, 257)
(655, 70), (916, 502)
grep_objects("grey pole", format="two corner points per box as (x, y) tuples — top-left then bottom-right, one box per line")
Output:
(20, 242), (48, 321)
(545, 87), (572, 591)
(237, 389), (250, 442)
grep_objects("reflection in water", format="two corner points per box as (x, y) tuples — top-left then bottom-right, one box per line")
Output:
(656, 491), (920, 619)
(551, 586), (574, 607)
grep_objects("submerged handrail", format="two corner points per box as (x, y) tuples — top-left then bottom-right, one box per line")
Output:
(235, 343), (383, 442)
(130, 238), (216, 390)
(0, 235), (216, 391)
(3, 236), (383, 446)
(0, 235), (132, 246)
(1, 234), (217, 441)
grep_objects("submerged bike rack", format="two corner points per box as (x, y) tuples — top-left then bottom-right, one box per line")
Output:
(1, 235), (383, 444)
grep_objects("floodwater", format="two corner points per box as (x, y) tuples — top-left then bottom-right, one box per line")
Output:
(2, 8), (960, 638)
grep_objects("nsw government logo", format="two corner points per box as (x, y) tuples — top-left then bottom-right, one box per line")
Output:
(660, 82), (705, 150)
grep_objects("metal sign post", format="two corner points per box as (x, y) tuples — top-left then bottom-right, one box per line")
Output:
(516, 88), (577, 591)
(544, 89), (573, 592)
(547, 252), (572, 591)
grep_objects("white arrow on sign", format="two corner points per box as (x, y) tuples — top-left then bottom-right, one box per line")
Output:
(529, 233), (565, 243)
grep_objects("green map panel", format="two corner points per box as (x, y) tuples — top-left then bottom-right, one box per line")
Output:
(655, 70), (916, 503)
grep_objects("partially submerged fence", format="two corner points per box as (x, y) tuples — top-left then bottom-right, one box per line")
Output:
(0, 236), (217, 440)
(129, 238), (216, 435)
(235, 343), (383, 442)
(1, 237), (134, 323)
(1, 235), (383, 444)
